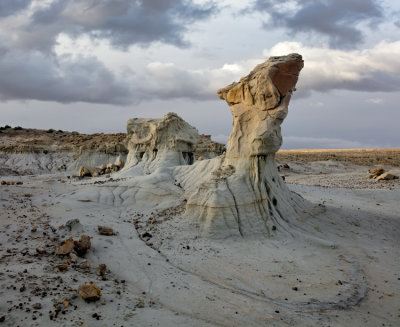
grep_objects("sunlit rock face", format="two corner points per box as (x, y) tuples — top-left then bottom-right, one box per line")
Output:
(186, 54), (305, 238)
(217, 53), (304, 158)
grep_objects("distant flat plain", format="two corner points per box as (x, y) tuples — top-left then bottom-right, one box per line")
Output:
(277, 148), (400, 166)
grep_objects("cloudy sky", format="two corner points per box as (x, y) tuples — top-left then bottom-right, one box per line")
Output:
(1, 0), (399, 148)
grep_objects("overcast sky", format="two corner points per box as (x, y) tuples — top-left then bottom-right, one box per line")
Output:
(1, 0), (399, 148)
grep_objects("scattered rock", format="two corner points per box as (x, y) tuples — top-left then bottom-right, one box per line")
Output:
(36, 247), (46, 254)
(98, 226), (115, 236)
(32, 303), (41, 310)
(65, 218), (81, 231)
(384, 291), (393, 296)
(74, 235), (91, 256)
(95, 264), (107, 277)
(57, 263), (69, 272)
(75, 259), (91, 272)
(78, 166), (93, 178)
(55, 238), (75, 255)
(70, 253), (78, 263)
(78, 283), (102, 302)
(142, 231), (152, 239)
(31, 226), (37, 232)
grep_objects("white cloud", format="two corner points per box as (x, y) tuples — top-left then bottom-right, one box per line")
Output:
(263, 41), (400, 96)
(127, 40), (400, 102)
(366, 97), (384, 104)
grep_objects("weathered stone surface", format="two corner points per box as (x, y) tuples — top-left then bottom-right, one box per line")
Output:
(77, 283), (101, 302)
(186, 54), (305, 238)
(375, 173), (398, 181)
(55, 238), (75, 255)
(74, 235), (91, 256)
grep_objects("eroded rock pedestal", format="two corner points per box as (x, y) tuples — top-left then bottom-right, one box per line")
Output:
(186, 54), (305, 238)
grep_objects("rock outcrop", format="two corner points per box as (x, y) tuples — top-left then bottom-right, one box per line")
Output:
(186, 54), (305, 238)
(122, 112), (224, 175)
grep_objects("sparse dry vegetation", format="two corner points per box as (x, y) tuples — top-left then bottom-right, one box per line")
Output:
(277, 149), (400, 166)
(0, 127), (127, 155)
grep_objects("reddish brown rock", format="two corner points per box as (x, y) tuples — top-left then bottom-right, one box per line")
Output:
(78, 283), (102, 302)
(55, 238), (75, 255)
(269, 58), (304, 96)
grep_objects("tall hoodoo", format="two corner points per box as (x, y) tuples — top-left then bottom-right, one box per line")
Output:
(186, 54), (305, 238)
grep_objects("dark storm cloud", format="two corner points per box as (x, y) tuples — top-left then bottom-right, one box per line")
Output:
(0, 0), (217, 104)
(0, 0), (31, 18)
(250, 0), (383, 48)
(0, 49), (132, 104)
(24, 0), (217, 50)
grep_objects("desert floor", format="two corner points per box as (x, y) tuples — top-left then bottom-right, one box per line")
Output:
(1, 159), (399, 327)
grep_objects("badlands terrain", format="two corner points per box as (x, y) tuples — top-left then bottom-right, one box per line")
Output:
(1, 54), (399, 327)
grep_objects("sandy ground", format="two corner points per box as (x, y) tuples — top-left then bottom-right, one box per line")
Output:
(1, 161), (399, 326)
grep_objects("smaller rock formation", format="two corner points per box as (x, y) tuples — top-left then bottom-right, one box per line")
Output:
(124, 112), (199, 172)
(122, 112), (224, 175)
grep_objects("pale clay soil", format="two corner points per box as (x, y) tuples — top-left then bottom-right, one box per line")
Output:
(0, 160), (399, 327)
